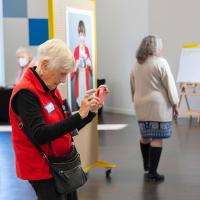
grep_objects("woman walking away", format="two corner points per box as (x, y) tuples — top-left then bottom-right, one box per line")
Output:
(130, 35), (179, 182)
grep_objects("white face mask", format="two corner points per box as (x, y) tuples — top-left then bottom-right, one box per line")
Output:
(18, 58), (29, 67)
(79, 35), (85, 44)
(58, 82), (65, 86)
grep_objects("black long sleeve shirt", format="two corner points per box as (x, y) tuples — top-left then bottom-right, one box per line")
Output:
(12, 68), (96, 145)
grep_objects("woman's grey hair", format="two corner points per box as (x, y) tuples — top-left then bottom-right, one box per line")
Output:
(37, 39), (74, 72)
(136, 35), (163, 64)
(16, 47), (33, 60)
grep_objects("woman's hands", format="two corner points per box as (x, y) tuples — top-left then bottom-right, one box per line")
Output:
(79, 86), (109, 119)
(78, 89), (101, 119)
(86, 58), (92, 67)
(173, 104), (179, 119)
(74, 61), (80, 73)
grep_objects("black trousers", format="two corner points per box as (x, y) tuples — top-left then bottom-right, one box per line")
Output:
(29, 178), (78, 200)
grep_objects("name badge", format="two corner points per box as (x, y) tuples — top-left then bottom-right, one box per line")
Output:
(45, 102), (55, 114)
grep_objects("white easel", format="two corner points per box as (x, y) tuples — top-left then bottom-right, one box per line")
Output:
(178, 82), (200, 122)
(177, 44), (200, 122)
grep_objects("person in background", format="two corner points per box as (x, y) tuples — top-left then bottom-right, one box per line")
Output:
(15, 47), (36, 84)
(10, 39), (105, 200)
(71, 20), (93, 108)
(130, 35), (179, 182)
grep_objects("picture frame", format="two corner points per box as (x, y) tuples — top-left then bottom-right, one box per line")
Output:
(66, 7), (95, 111)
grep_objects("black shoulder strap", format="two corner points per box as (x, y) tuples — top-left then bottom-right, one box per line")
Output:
(63, 99), (78, 137)
(16, 119), (51, 165)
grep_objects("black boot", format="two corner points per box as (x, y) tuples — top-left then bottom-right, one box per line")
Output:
(145, 146), (164, 182)
(140, 142), (150, 171)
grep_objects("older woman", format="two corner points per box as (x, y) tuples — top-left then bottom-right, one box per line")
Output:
(15, 47), (36, 84)
(10, 39), (103, 200)
(130, 35), (179, 182)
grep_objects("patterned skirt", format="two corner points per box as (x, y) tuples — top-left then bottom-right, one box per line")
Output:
(138, 121), (172, 139)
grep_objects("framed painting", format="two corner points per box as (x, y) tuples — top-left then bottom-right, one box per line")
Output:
(66, 7), (95, 111)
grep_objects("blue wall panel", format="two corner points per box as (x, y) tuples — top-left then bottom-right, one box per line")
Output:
(29, 19), (49, 46)
(3, 0), (27, 18)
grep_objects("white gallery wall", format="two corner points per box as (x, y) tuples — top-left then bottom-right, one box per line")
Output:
(4, 18), (29, 85)
(0, 0), (5, 86)
(149, 0), (200, 77)
(149, 0), (200, 111)
(97, 0), (200, 115)
(96, 0), (149, 115)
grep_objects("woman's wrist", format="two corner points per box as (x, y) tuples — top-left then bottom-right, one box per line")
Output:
(79, 110), (88, 119)
(90, 110), (97, 114)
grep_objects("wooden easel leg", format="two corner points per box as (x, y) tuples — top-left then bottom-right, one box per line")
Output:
(185, 95), (191, 111)
(184, 95), (193, 119)
(178, 95), (182, 108)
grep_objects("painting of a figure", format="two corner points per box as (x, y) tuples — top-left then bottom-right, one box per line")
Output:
(66, 7), (95, 111)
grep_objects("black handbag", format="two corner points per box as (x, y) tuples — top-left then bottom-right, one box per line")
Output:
(48, 145), (87, 194)
(28, 139), (87, 194)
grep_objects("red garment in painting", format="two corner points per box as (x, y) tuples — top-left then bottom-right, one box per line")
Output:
(71, 45), (92, 98)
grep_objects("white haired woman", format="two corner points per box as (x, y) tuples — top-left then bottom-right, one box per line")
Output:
(15, 47), (36, 84)
(130, 35), (179, 182)
(10, 39), (104, 200)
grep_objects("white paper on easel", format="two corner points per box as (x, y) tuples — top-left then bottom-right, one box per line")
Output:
(177, 48), (200, 83)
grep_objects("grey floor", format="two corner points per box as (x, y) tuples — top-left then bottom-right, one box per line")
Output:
(1, 113), (200, 200)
